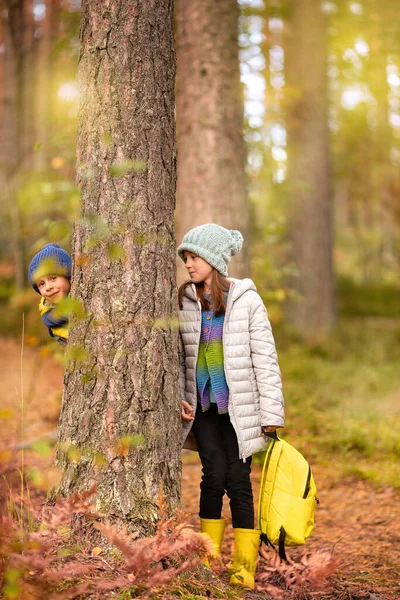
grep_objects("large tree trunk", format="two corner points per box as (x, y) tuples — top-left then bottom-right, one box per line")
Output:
(175, 0), (249, 279)
(56, 0), (181, 536)
(284, 0), (335, 338)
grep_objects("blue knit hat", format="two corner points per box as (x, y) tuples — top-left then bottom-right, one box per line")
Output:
(28, 243), (72, 294)
(177, 224), (243, 276)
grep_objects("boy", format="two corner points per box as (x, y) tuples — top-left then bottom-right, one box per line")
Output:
(28, 243), (72, 345)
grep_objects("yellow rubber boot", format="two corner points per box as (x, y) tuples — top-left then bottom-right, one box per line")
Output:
(229, 528), (261, 588)
(200, 518), (227, 565)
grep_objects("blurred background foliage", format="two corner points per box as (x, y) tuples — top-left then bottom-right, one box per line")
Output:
(240, 0), (400, 321)
(0, 0), (79, 337)
(0, 0), (399, 486)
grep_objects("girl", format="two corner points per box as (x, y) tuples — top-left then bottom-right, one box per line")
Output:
(178, 223), (285, 588)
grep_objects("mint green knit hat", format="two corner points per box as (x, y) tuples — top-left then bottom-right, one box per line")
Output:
(177, 224), (243, 276)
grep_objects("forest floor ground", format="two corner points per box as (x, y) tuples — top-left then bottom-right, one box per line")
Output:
(1, 337), (399, 600)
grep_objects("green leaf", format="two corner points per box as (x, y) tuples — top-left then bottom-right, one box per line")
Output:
(48, 221), (71, 240)
(31, 257), (69, 282)
(93, 451), (107, 467)
(118, 434), (146, 455)
(3, 569), (22, 599)
(28, 467), (43, 486)
(107, 243), (126, 261)
(53, 296), (86, 320)
(0, 408), (15, 419)
(110, 159), (146, 177)
(153, 316), (180, 330)
(66, 344), (89, 363)
(130, 434), (145, 447)
(81, 372), (95, 384)
(101, 133), (112, 147)
(77, 164), (96, 181)
(31, 440), (52, 458)
(58, 547), (74, 558)
(66, 445), (81, 462)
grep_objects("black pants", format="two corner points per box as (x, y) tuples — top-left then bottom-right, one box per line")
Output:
(191, 403), (254, 529)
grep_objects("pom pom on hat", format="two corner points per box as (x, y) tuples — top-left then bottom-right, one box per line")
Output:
(177, 224), (243, 276)
(28, 243), (72, 294)
(230, 230), (244, 255)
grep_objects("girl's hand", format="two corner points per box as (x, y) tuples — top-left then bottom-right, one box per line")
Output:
(262, 426), (278, 438)
(181, 400), (194, 422)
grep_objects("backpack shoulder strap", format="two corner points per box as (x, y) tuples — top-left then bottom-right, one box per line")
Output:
(278, 527), (288, 562)
(260, 527), (289, 563)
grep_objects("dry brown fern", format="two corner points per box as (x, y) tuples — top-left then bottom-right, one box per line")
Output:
(256, 545), (338, 599)
(1, 484), (213, 599)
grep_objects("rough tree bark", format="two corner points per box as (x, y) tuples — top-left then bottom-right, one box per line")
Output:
(175, 0), (249, 279)
(56, 0), (181, 536)
(284, 0), (335, 338)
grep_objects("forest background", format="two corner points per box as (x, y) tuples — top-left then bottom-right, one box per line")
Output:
(0, 0), (399, 598)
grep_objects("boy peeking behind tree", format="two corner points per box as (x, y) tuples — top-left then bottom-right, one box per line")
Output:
(28, 243), (72, 345)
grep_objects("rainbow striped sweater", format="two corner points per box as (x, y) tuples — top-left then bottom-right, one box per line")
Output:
(196, 295), (229, 414)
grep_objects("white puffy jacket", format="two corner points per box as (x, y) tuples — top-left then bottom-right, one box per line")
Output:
(179, 278), (285, 459)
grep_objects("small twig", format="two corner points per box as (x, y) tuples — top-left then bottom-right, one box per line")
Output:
(10, 430), (58, 451)
(98, 556), (115, 571)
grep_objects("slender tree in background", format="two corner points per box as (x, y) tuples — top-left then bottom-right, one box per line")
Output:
(323, 0), (400, 287)
(284, 0), (335, 337)
(333, 0), (400, 279)
(56, 0), (181, 535)
(34, 0), (58, 169)
(0, 0), (60, 286)
(0, 0), (32, 290)
(175, 0), (249, 278)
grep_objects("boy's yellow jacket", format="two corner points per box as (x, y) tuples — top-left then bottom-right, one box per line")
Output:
(39, 297), (69, 343)
(258, 435), (318, 561)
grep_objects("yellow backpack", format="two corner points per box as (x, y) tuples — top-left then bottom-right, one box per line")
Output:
(258, 434), (318, 561)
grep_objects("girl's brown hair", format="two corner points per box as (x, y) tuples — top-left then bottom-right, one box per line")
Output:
(178, 269), (231, 316)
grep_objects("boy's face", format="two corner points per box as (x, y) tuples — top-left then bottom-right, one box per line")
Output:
(36, 275), (71, 302)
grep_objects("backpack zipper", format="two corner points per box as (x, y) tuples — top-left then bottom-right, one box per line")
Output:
(303, 466), (312, 498)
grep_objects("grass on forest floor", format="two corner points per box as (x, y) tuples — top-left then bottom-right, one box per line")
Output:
(337, 277), (400, 318)
(269, 316), (400, 489)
